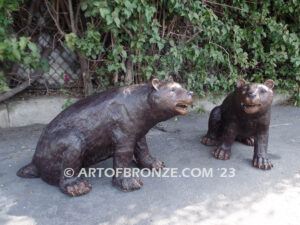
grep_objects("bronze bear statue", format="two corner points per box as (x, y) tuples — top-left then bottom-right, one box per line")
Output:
(201, 79), (274, 170)
(17, 77), (194, 196)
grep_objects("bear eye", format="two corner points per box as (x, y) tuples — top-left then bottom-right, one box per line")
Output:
(242, 86), (248, 93)
(171, 87), (176, 92)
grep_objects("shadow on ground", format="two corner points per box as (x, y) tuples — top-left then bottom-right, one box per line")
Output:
(0, 106), (299, 225)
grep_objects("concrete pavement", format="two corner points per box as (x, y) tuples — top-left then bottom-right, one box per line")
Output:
(0, 106), (300, 225)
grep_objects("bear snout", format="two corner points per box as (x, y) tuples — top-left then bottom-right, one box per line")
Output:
(247, 92), (257, 98)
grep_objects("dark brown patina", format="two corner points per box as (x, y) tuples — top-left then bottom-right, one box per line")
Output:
(201, 79), (274, 170)
(17, 77), (194, 196)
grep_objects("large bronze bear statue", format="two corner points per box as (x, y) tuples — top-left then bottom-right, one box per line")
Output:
(201, 79), (274, 170)
(17, 78), (194, 196)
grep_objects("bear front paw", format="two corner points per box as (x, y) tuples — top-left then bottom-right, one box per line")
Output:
(212, 147), (231, 160)
(201, 136), (218, 146)
(136, 156), (165, 170)
(253, 156), (273, 170)
(152, 158), (165, 170)
(113, 175), (143, 192)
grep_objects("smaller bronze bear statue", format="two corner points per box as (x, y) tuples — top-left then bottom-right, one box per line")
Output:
(17, 77), (194, 196)
(201, 79), (274, 170)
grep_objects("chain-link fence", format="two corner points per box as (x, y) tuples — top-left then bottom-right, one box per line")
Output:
(11, 33), (83, 92)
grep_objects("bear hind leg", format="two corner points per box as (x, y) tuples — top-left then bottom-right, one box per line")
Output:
(57, 134), (92, 197)
(201, 106), (222, 146)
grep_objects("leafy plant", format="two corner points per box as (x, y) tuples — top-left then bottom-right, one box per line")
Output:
(67, 0), (299, 105)
(0, 0), (44, 92)
(2, 0), (300, 106)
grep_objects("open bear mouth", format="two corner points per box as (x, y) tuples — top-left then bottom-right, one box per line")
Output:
(175, 103), (188, 114)
(241, 103), (262, 113)
(242, 103), (261, 108)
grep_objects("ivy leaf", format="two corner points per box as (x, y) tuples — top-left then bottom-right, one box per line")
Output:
(65, 33), (77, 51)
(12, 48), (21, 61)
(106, 15), (113, 25)
(99, 8), (110, 18)
(23, 56), (32, 65)
(28, 42), (38, 53)
(19, 37), (27, 51)
(81, 2), (88, 11)
(121, 49), (127, 58)
(93, 1), (101, 7)
(121, 62), (126, 72)
(157, 42), (164, 51)
(114, 17), (121, 28)
(145, 6), (155, 23)
(123, 8), (132, 18)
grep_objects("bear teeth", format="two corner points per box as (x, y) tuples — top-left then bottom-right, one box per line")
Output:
(176, 104), (188, 109)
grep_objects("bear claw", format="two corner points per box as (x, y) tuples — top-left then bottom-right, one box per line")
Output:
(212, 147), (231, 160)
(136, 157), (165, 170)
(201, 136), (219, 146)
(65, 179), (92, 197)
(237, 137), (255, 146)
(113, 176), (143, 192)
(253, 156), (273, 170)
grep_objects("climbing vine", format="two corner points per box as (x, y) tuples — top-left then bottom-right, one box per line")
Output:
(1, 0), (300, 105)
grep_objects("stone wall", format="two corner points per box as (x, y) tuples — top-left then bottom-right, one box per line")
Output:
(0, 93), (291, 128)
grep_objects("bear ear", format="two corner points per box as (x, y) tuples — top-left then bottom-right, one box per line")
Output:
(237, 79), (247, 88)
(264, 79), (275, 89)
(152, 78), (160, 91)
(168, 76), (174, 82)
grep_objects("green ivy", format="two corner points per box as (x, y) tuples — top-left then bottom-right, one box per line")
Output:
(2, 0), (300, 106)
(67, 0), (299, 105)
(0, 0), (45, 92)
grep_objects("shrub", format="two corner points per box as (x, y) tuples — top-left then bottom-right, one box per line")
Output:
(1, 0), (300, 105)
(67, 0), (300, 104)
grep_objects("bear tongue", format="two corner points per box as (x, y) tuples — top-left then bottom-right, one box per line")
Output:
(175, 103), (188, 114)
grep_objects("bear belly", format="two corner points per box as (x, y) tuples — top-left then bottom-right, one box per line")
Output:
(82, 144), (114, 167)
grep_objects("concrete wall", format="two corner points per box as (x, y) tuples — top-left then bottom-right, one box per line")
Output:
(0, 97), (78, 128)
(0, 104), (9, 128)
(0, 93), (292, 128)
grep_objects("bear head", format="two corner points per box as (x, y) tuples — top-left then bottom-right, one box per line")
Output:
(235, 78), (274, 114)
(149, 77), (194, 115)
